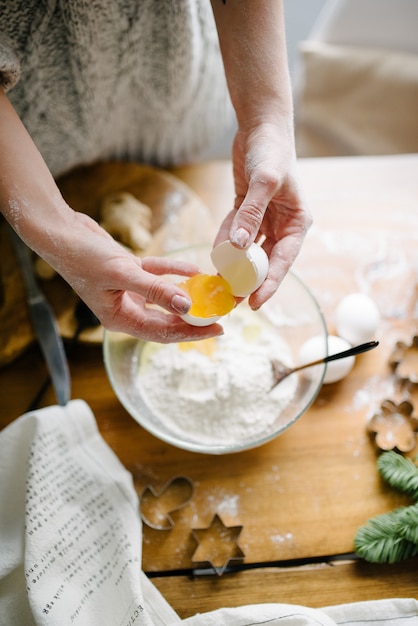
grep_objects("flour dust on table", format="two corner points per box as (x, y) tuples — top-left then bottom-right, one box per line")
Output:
(136, 307), (297, 445)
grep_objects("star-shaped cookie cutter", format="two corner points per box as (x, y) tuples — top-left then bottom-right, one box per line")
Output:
(191, 513), (245, 575)
(140, 475), (195, 530)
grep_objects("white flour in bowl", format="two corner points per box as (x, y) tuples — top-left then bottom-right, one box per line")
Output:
(135, 307), (298, 446)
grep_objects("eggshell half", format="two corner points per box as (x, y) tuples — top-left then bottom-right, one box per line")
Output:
(211, 241), (269, 298)
(180, 241), (268, 326)
(180, 312), (222, 327)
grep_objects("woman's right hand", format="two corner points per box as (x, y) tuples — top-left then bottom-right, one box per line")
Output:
(42, 210), (224, 343)
(0, 89), (223, 343)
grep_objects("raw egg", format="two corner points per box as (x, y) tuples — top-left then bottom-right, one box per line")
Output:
(335, 292), (380, 345)
(180, 241), (269, 327)
(178, 274), (235, 326)
(210, 241), (269, 297)
(298, 334), (355, 384)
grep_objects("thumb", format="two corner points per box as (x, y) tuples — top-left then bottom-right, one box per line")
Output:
(229, 177), (276, 249)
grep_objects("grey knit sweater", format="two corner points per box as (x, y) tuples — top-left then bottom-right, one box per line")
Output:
(0, 0), (232, 176)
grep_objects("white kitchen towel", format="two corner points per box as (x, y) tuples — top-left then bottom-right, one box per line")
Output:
(0, 400), (179, 626)
(0, 400), (416, 626)
(183, 599), (418, 625)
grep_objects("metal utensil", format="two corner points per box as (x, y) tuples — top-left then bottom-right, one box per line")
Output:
(8, 225), (71, 406)
(271, 340), (379, 390)
(25, 299), (100, 412)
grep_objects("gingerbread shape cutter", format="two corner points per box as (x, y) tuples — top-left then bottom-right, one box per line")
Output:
(389, 335), (418, 387)
(140, 475), (194, 530)
(367, 399), (418, 453)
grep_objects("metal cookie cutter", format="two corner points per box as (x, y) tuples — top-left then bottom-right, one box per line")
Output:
(140, 475), (195, 530)
(191, 513), (245, 575)
(389, 335), (418, 387)
(367, 399), (418, 453)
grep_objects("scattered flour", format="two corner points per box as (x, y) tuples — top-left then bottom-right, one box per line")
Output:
(216, 494), (240, 517)
(135, 307), (297, 446)
(271, 533), (293, 544)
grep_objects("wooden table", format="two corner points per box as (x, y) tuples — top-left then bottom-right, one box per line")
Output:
(1, 154), (417, 617)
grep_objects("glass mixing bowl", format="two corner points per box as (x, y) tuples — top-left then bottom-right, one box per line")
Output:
(103, 245), (327, 454)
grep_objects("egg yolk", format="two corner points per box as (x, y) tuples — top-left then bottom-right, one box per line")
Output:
(178, 274), (235, 318)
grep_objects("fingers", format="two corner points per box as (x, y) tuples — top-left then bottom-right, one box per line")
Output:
(213, 176), (278, 249)
(224, 161), (311, 309)
(248, 228), (309, 310)
(142, 256), (200, 277)
(105, 294), (224, 344)
(213, 210), (235, 248)
(119, 271), (192, 315)
(229, 168), (281, 249)
(103, 256), (203, 316)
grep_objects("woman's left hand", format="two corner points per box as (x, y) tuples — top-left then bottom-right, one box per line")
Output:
(215, 120), (312, 310)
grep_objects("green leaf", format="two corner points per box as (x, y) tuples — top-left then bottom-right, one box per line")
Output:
(397, 502), (418, 544)
(354, 506), (418, 563)
(378, 451), (418, 500)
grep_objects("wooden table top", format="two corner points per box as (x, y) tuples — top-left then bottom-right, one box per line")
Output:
(1, 154), (417, 617)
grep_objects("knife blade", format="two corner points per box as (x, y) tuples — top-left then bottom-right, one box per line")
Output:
(8, 225), (71, 406)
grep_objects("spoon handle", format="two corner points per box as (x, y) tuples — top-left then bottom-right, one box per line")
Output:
(291, 340), (379, 373)
(324, 340), (379, 363)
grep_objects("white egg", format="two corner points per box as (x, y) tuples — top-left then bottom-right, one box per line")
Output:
(335, 292), (380, 345)
(298, 335), (355, 384)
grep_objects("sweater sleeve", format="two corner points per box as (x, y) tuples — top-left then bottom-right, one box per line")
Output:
(0, 35), (21, 91)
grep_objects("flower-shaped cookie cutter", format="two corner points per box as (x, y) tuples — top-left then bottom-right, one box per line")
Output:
(140, 475), (195, 530)
(191, 513), (245, 575)
(389, 335), (418, 387)
(367, 399), (418, 453)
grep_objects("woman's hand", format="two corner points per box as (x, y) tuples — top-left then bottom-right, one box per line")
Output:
(50, 211), (224, 343)
(215, 121), (312, 310)
(0, 89), (223, 344)
(210, 0), (312, 310)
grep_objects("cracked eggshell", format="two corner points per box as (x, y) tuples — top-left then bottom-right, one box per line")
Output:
(210, 240), (269, 298)
(298, 335), (355, 384)
(181, 241), (269, 327)
(335, 292), (380, 345)
(180, 311), (223, 327)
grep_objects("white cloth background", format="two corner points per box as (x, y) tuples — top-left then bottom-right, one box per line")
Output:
(293, 0), (418, 157)
(0, 400), (417, 625)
